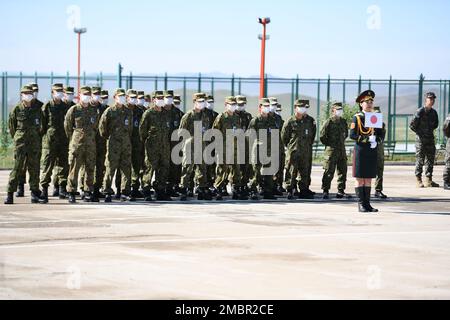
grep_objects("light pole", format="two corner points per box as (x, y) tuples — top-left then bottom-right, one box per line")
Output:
(74, 27), (87, 97)
(258, 17), (270, 99)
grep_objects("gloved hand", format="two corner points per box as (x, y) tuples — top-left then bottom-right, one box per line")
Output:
(370, 141), (378, 149)
(368, 135), (376, 143)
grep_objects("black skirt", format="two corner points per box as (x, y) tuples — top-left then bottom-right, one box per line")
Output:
(352, 142), (377, 178)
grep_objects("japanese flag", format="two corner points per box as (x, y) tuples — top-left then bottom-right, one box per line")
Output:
(364, 112), (383, 128)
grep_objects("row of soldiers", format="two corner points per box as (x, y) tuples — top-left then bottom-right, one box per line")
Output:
(4, 83), (449, 205)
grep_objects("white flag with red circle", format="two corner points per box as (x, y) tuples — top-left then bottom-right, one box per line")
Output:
(364, 112), (383, 128)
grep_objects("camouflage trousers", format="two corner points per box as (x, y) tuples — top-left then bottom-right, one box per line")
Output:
(214, 163), (243, 190)
(285, 147), (313, 191)
(415, 138), (436, 178)
(131, 142), (144, 190)
(40, 144), (69, 188)
(67, 143), (96, 193)
(321, 148), (347, 191)
(7, 144), (41, 193)
(249, 163), (274, 192)
(142, 140), (170, 192)
(168, 141), (182, 189)
(103, 140), (131, 195)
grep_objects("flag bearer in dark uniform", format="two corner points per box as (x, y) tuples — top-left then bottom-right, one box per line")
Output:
(350, 90), (384, 213)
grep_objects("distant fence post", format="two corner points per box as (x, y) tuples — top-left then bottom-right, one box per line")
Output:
(183, 77), (187, 112)
(358, 75), (362, 94)
(164, 72), (168, 91)
(231, 73), (235, 96)
(295, 74), (299, 99)
(342, 79), (346, 104)
(117, 63), (123, 88)
(388, 75), (392, 144)
(290, 81), (294, 115)
(66, 71), (70, 86)
(316, 80), (321, 142)
(418, 73), (424, 108)
(326, 74), (331, 102)
(198, 73), (202, 92)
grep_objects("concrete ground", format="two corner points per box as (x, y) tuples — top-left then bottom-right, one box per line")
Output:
(0, 165), (449, 300)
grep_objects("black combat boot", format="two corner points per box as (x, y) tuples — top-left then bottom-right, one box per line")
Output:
(298, 189), (314, 200)
(262, 189), (276, 200)
(322, 190), (329, 200)
(355, 187), (369, 213)
(131, 187), (144, 199)
(287, 188), (294, 200)
(364, 187), (378, 213)
(374, 190), (387, 199)
(187, 188), (194, 197)
(142, 188), (153, 202)
(16, 184), (25, 197)
(203, 188), (213, 201)
(114, 191), (121, 200)
(238, 187), (248, 200)
(272, 187), (283, 196)
(59, 185), (68, 199)
(336, 189), (351, 199)
(52, 184), (59, 197)
(444, 182), (450, 190)
(83, 191), (92, 202)
(197, 188), (205, 200)
(180, 188), (188, 201)
(104, 194), (112, 203)
(4, 192), (14, 205)
(30, 190), (40, 204)
(250, 190), (260, 201)
(68, 192), (77, 204)
(41, 187), (49, 204)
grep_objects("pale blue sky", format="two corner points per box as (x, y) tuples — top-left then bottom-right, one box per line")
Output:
(1, 0), (449, 79)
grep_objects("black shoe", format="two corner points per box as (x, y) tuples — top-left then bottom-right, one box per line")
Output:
(250, 191), (260, 201)
(322, 190), (329, 200)
(114, 192), (121, 200)
(40, 187), (49, 204)
(104, 194), (112, 203)
(121, 194), (136, 202)
(16, 184), (25, 198)
(272, 188), (283, 196)
(188, 189), (194, 197)
(197, 191), (205, 200)
(298, 190), (314, 199)
(232, 189), (239, 200)
(59, 186), (68, 199)
(355, 187), (369, 213)
(238, 187), (249, 200)
(336, 190), (351, 199)
(80, 191), (85, 201)
(216, 193), (223, 201)
(52, 185), (59, 197)
(287, 189), (294, 200)
(444, 183), (450, 190)
(263, 191), (276, 200)
(364, 187), (379, 213)
(83, 191), (92, 202)
(305, 189), (316, 196)
(131, 188), (144, 199)
(30, 191), (40, 204)
(220, 188), (229, 197)
(142, 188), (153, 202)
(68, 192), (77, 204)
(374, 190), (387, 199)
(293, 189), (300, 197)
(278, 186), (286, 193)
(4, 192), (14, 204)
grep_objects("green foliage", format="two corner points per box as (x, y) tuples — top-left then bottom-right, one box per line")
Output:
(0, 121), (11, 157)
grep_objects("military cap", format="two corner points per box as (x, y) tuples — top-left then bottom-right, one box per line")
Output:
(92, 86), (102, 95)
(225, 96), (237, 104)
(126, 89), (138, 98)
(193, 92), (206, 102)
(276, 104), (282, 112)
(356, 90), (375, 103)
(269, 97), (278, 105)
(373, 106), (381, 113)
(332, 102), (343, 110)
(236, 95), (247, 104)
(163, 90), (174, 98)
(80, 86), (92, 95)
(425, 92), (436, 99)
(64, 86), (75, 94)
(51, 83), (64, 91)
(137, 91), (145, 99)
(101, 90), (109, 98)
(206, 95), (214, 102)
(294, 99), (310, 108)
(28, 83), (39, 91)
(259, 98), (271, 106)
(20, 85), (34, 94)
(154, 90), (164, 98)
(173, 95), (181, 103)
(115, 88), (126, 96)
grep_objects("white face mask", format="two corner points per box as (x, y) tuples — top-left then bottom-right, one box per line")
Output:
(137, 99), (145, 106)
(53, 92), (64, 100)
(101, 98), (108, 106)
(335, 110), (343, 117)
(237, 104), (246, 112)
(22, 94), (34, 103)
(196, 101), (206, 110)
(80, 95), (91, 104)
(155, 99), (165, 107)
(296, 107), (307, 114)
(227, 104), (237, 113)
(117, 96), (126, 105)
(65, 94), (74, 102)
(143, 102), (150, 108)
(128, 98), (137, 105)
(206, 102), (214, 110)
(91, 95), (101, 102)
(269, 105), (277, 113)
(262, 106), (270, 114)
(164, 97), (173, 105)
(33, 92), (38, 99)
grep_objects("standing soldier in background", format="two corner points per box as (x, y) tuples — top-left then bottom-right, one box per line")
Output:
(64, 86), (99, 203)
(320, 102), (350, 199)
(443, 113), (450, 190)
(164, 90), (185, 197)
(282, 99), (316, 200)
(52, 86), (76, 198)
(99, 89), (134, 202)
(4, 85), (45, 205)
(410, 92), (440, 188)
(140, 91), (172, 201)
(247, 98), (278, 200)
(213, 96), (247, 201)
(178, 93), (213, 201)
(144, 94), (152, 110)
(92, 89), (109, 200)
(272, 101), (285, 196)
(235, 95), (253, 197)
(373, 106), (388, 198)
(39, 83), (70, 203)
(204, 95), (219, 193)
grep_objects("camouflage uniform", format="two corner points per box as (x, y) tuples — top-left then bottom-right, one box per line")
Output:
(40, 84), (70, 199)
(273, 111), (285, 192)
(320, 109), (348, 192)
(204, 95), (219, 189)
(64, 87), (99, 199)
(281, 100), (316, 198)
(179, 93), (212, 198)
(129, 94), (145, 194)
(5, 85), (44, 203)
(410, 98), (439, 185)
(94, 90), (109, 196)
(140, 96), (171, 199)
(99, 89), (133, 197)
(235, 95), (254, 190)
(443, 113), (450, 189)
